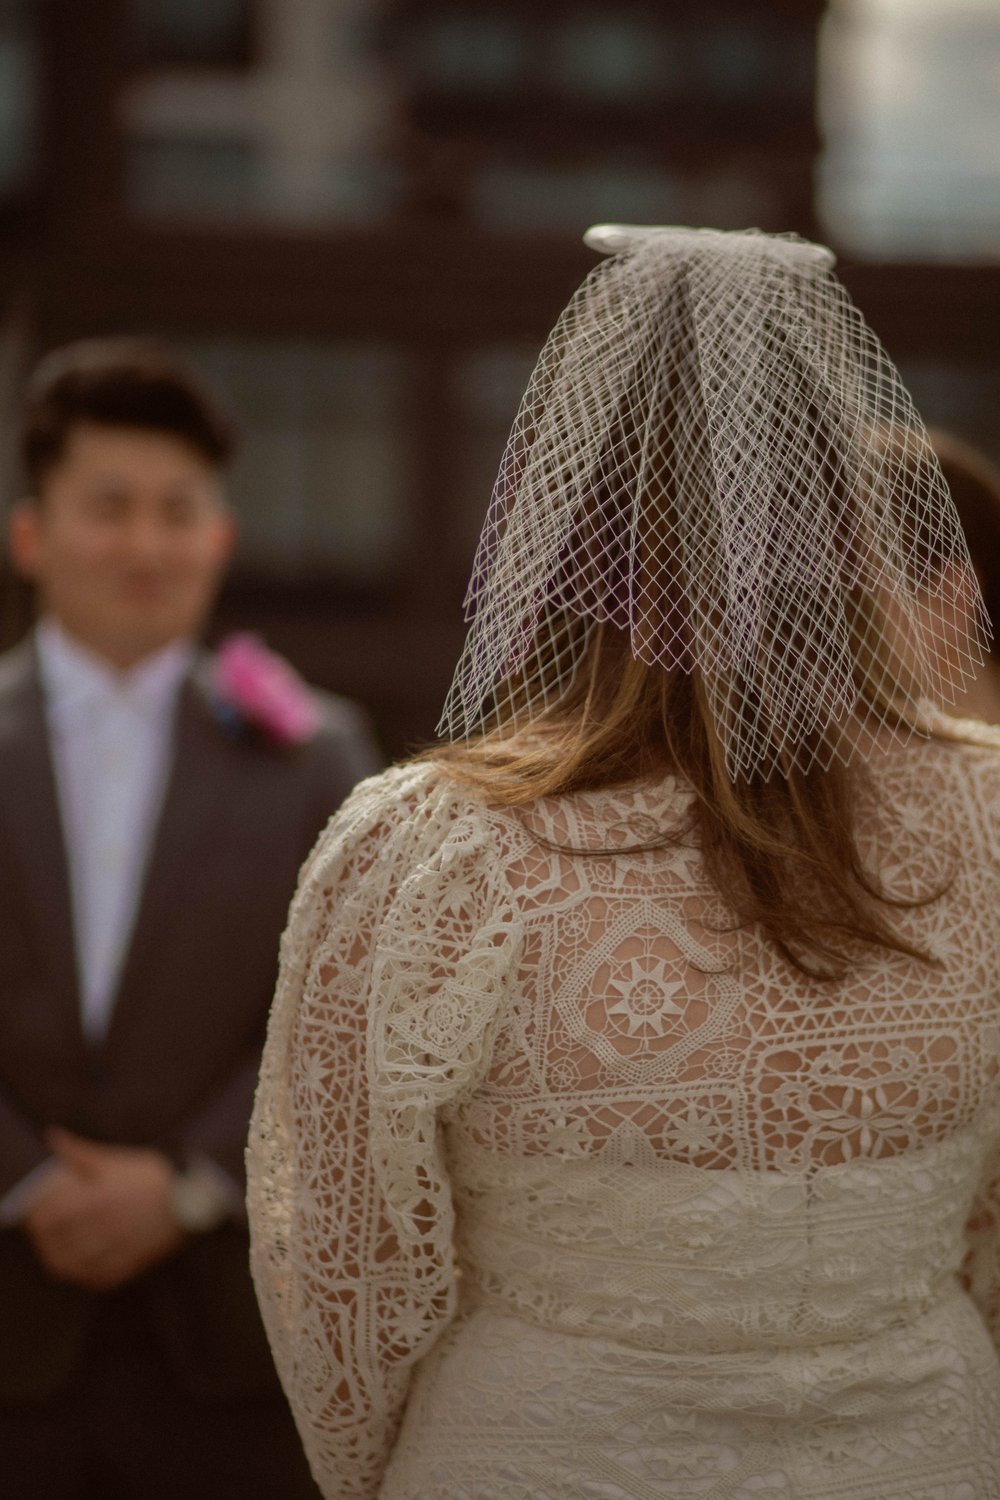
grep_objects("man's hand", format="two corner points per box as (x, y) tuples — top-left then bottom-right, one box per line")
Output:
(23, 1128), (186, 1291)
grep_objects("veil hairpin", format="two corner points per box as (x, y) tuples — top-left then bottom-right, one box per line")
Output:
(440, 224), (989, 779)
(582, 222), (837, 273)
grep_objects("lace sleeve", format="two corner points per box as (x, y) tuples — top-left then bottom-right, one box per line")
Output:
(963, 1153), (1000, 1348)
(959, 740), (1000, 1351)
(247, 765), (514, 1499)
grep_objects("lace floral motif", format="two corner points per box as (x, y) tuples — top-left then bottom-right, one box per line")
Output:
(248, 728), (1000, 1499)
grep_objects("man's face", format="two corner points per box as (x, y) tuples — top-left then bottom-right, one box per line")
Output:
(9, 422), (236, 669)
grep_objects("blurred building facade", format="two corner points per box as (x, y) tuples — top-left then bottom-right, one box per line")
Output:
(0, 0), (997, 753)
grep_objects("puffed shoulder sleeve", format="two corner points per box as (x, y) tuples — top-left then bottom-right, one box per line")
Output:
(247, 763), (516, 1499)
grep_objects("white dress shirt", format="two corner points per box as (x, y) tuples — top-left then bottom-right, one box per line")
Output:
(36, 618), (194, 1041)
(0, 621), (239, 1230)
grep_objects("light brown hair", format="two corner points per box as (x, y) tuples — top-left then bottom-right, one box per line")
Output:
(433, 615), (943, 982)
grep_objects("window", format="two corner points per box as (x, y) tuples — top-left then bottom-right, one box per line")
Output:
(130, 0), (253, 68)
(819, 0), (1000, 259)
(124, 0), (395, 224)
(181, 338), (409, 581)
(0, 0), (37, 200)
(451, 345), (537, 565)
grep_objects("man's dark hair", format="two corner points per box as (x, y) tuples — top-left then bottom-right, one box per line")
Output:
(20, 336), (238, 490)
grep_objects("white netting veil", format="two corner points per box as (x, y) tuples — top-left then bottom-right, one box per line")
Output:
(439, 224), (990, 779)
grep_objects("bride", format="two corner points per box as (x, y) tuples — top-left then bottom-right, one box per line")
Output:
(248, 225), (1000, 1498)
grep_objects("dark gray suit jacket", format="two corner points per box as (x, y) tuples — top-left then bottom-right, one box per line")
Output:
(0, 640), (381, 1403)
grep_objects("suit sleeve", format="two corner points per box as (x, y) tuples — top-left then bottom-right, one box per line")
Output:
(173, 702), (383, 1199)
(173, 1050), (262, 1197)
(311, 695), (385, 824)
(0, 1092), (54, 1213)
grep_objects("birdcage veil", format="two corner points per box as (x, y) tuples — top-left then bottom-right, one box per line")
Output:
(439, 224), (990, 779)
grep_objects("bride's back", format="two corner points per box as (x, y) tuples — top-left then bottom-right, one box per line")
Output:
(462, 732), (1000, 1178)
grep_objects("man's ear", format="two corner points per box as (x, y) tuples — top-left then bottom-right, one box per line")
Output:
(7, 499), (43, 581)
(214, 505), (238, 565)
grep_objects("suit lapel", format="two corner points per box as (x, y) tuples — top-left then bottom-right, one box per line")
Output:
(105, 668), (233, 1051)
(0, 642), (83, 1045)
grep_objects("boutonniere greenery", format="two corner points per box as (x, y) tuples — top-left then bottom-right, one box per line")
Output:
(211, 633), (320, 748)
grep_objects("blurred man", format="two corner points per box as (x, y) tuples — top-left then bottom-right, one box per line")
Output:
(0, 338), (381, 1497)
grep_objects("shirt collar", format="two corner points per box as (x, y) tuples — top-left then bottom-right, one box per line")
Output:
(36, 618), (196, 726)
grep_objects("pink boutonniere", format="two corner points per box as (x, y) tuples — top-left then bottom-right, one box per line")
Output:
(211, 633), (321, 748)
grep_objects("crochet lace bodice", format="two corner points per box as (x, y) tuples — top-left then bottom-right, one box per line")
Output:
(248, 725), (1000, 1498)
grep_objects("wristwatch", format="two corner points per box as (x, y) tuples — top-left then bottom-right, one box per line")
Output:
(170, 1164), (232, 1234)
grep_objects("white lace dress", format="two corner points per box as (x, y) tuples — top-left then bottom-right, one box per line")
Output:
(248, 727), (1000, 1499)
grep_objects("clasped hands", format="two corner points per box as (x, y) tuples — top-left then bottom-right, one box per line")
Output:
(23, 1127), (186, 1292)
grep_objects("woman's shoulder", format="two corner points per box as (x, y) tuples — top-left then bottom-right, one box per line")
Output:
(304, 759), (496, 881)
(344, 758), (499, 822)
(332, 759), (443, 819)
(868, 719), (1000, 852)
(871, 716), (1000, 779)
